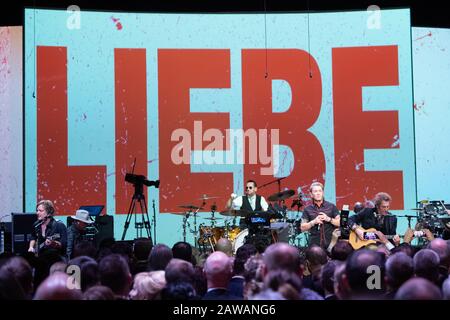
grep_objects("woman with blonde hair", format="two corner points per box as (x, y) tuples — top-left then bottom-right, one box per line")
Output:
(129, 271), (166, 300)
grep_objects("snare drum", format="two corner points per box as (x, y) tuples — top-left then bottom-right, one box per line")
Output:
(232, 229), (248, 254)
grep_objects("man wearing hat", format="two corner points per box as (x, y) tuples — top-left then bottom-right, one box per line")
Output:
(67, 209), (95, 259)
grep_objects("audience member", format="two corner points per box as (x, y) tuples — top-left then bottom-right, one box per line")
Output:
(0, 256), (33, 298)
(68, 256), (99, 292)
(99, 254), (132, 299)
(34, 272), (82, 300)
(129, 271), (166, 300)
(229, 243), (257, 298)
(395, 278), (442, 300)
(385, 252), (414, 298)
(345, 249), (386, 299)
(321, 260), (341, 300)
(203, 251), (238, 300)
(413, 249), (440, 285)
(172, 241), (193, 263)
(148, 244), (173, 271)
(83, 285), (115, 300)
(215, 238), (233, 257)
(331, 240), (354, 261)
(132, 238), (153, 275)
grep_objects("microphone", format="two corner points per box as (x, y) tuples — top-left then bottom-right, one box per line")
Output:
(34, 219), (44, 229)
(34, 215), (49, 229)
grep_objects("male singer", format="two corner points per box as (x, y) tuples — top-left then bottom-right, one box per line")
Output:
(300, 182), (340, 248)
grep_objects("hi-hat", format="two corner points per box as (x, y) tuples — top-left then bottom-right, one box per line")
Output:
(203, 217), (223, 221)
(178, 204), (204, 210)
(268, 189), (295, 202)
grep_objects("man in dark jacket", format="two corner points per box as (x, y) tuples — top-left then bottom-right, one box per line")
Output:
(348, 192), (400, 248)
(67, 209), (96, 259)
(203, 251), (241, 300)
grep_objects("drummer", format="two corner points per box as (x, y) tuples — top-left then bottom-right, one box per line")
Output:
(227, 180), (269, 228)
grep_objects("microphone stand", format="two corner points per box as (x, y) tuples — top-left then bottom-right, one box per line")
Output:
(33, 220), (44, 255)
(152, 200), (157, 244)
(259, 177), (287, 192)
(192, 199), (206, 249)
(182, 212), (190, 242)
(397, 215), (418, 229)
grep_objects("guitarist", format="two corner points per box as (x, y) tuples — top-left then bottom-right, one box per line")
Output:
(67, 209), (96, 259)
(348, 192), (401, 249)
(28, 200), (67, 256)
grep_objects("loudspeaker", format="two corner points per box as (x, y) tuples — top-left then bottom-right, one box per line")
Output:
(0, 222), (12, 253)
(95, 215), (114, 247)
(11, 213), (37, 254)
(340, 205), (350, 239)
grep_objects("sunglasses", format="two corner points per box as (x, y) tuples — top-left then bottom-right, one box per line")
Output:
(246, 186), (254, 190)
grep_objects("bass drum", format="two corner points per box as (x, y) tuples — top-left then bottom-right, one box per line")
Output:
(227, 226), (241, 242)
(232, 228), (248, 254)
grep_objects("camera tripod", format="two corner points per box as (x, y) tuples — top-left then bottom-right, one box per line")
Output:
(121, 183), (152, 241)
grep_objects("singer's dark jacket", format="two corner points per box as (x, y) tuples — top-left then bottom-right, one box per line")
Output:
(30, 218), (68, 254)
(348, 207), (397, 236)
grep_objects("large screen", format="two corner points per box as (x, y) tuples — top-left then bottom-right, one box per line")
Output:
(0, 26), (22, 221)
(24, 9), (415, 243)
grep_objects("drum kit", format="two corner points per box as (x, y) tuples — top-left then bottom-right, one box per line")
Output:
(172, 183), (311, 254)
(409, 200), (450, 240)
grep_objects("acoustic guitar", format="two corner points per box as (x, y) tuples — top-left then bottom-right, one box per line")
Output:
(348, 228), (395, 250)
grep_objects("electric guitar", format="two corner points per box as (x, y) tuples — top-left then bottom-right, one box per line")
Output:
(38, 233), (61, 251)
(348, 228), (396, 250)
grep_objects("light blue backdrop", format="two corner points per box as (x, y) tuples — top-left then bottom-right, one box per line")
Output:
(24, 9), (420, 246)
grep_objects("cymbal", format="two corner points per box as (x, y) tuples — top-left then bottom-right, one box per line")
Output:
(177, 204), (204, 210)
(198, 195), (220, 200)
(268, 189), (295, 202)
(219, 209), (252, 217)
(170, 212), (190, 216)
(203, 217), (223, 221)
(410, 208), (424, 211)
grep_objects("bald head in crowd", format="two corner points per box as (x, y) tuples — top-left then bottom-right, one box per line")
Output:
(427, 238), (450, 268)
(395, 278), (442, 300)
(215, 238), (233, 257)
(263, 243), (301, 275)
(34, 272), (82, 300)
(204, 251), (232, 288)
